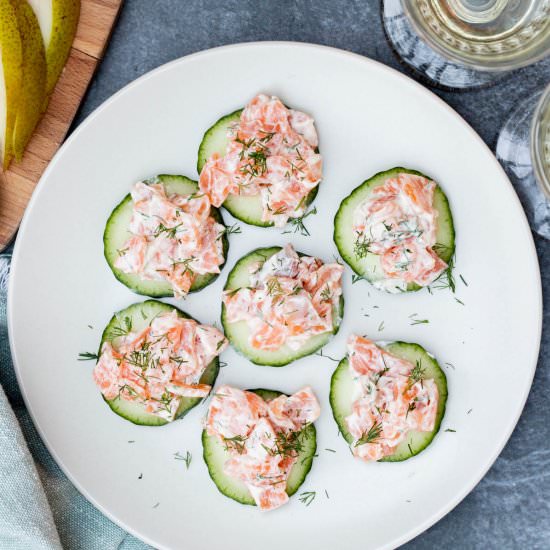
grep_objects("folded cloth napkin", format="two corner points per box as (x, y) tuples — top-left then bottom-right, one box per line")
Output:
(0, 253), (151, 550)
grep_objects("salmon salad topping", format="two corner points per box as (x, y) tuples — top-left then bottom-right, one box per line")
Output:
(223, 244), (344, 351)
(114, 181), (226, 298)
(199, 94), (322, 227)
(93, 310), (227, 421)
(352, 172), (447, 291)
(205, 385), (320, 511)
(345, 335), (438, 461)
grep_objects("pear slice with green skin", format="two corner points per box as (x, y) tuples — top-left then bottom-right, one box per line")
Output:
(27, 0), (80, 98)
(12, 0), (46, 162)
(0, 0), (22, 170)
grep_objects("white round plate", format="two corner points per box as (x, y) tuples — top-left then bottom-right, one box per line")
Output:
(9, 43), (542, 550)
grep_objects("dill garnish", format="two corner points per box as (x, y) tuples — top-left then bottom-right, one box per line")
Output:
(266, 277), (284, 298)
(355, 421), (383, 447)
(283, 206), (317, 236)
(153, 222), (183, 239)
(445, 429), (456, 433)
(218, 223), (242, 239)
(408, 360), (426, 389)
(320, 285), (332, 302)
(174, 451), (192, 469)
(223, 435), (248, 454)
(351, 274), (363, 284)
(107, 315), (133, 341)
(354, 233), (371, 259)
(78, 351), (99, 361)
(410, 317), (429, 325)
(262, 427), (309, 459)
(315, 349), (340, 362)
(299, 491), (316, 506)
(431, 248), (456, 293)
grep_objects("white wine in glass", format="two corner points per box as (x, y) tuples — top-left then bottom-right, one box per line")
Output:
(497, 84), (550, 239)
(383, 0), (550, 88)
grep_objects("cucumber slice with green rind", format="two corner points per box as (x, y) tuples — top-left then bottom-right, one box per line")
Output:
(221, 246), (344, 366)
(329, 341), (447, 461)
(98, 299), (220, 426)
(202, 388), (317, 506)
(197, 109), (319, 227)
(333, 167), (455, 292)
(103, 175), (229, 297)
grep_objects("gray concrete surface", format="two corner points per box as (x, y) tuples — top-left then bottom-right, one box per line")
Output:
(72, 1), (550, 548)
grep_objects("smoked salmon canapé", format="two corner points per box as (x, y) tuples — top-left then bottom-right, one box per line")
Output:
(334, 167), (455, 293)
(93, 300), (227, 426)
(221, 244), (345, 366)
(197, 94), (322, 228)
(202, 385), (319, 511)
(330, 335), (447, 462)
(103, 175), (230, 299)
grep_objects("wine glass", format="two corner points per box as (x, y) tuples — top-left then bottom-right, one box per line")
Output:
(382, 0), (550, 89)
(496, 84), (550, 238)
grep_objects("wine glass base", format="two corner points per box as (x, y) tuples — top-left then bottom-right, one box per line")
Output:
(496, 90), (550, 240)
(382, 0), (506, 91)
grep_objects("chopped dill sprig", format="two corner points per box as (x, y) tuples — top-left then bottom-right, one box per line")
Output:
(174, 451), (192, 469)
(223, 434), (248, 454)
(266, 277), (284, 297)
(262, 427), (310, 459)
(355, 421), (383, 447)
(407, 360), (426, 389)
(298, 491), (316, 506)
(315, 349), (340, 362)
(378, 321), (385, 332)
(78, 351), (99, 361)
(431, 248), (456, 293)
(106, 315), (133, 341)
(459, 274), (468, 287)
(283, 206), (317, 236)
(445, 428), (456, 433)
(351, 274), (363, 284)
(218, 223), (242, 239)
(325, 489), (330, 499)
(320, 285), (332, 302)
(410, 317), (429, 325)
(153, 222), (183, 239)
(354, 233), (371, 259)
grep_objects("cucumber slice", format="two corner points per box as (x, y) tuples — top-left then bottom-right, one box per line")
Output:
(98, 300), (220, 426)
(221, 247), (344, 366)
(197, 108), (319, 227)
(333, 167), (455, 292)
(103, 174), (229, 297)
(202, 389), (317, 506)
(329, 341), (447, 461)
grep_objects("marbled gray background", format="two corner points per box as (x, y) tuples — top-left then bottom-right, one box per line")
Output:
(71, 1), (549, 548)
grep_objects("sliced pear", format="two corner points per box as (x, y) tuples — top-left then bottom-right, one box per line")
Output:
(12, 0), (46, 161)
(27, 0), (80, 97)
(0, 0), (22, 170)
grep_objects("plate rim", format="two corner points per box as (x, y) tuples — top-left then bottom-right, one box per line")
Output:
(7, 41), (543, 550)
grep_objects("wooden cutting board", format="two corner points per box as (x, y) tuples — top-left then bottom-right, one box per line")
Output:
(0, 0), (123, 250)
